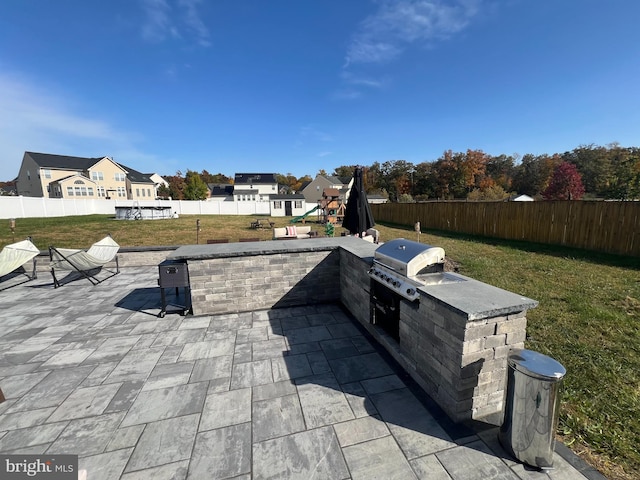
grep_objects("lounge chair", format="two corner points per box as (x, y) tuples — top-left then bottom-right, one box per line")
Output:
(0, 237), (40, 287)
(49, 235), (120, 288)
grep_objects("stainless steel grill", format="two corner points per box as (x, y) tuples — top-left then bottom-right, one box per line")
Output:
(368, 238), (449, 341)
(369, 238), (445, 301)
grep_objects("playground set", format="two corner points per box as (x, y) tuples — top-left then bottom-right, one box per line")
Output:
(289, 188), (346, 227)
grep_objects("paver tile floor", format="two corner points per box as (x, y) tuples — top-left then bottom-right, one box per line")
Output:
(0, 267), (604, 479)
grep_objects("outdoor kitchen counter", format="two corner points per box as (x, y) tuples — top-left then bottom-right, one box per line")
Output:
(168, 238), (537, 322)
(336, 239), (538, 321)
(338, 239), (540, 423)
(167, 236), (371, 260)
(168, 236), (376, 316)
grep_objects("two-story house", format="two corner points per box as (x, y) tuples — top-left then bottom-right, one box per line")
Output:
(300, 174), (352, 204)
(16, 152), (159, 200)
(233, 173), (278, 202)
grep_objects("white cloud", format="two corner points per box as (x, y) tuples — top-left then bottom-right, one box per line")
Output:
(179, 0), (211, 47)
(345, 0), (480, 65)
(317, 151), (333, 157)
(140, 0), (179, 43)
(340, 71), (385, 88)
(140, 0), (210, 47)
(0, 73), (158, 176)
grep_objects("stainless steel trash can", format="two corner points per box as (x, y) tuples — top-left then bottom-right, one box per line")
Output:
(499, 348), (566, 470)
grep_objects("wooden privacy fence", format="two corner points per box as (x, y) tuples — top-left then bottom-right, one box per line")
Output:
(371, 201), (640, 257)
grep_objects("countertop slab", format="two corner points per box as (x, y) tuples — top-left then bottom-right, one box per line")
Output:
(167, 236), (375, 261)
(416, 272), (538, 320)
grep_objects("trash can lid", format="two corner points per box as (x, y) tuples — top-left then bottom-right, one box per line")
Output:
(507, 348), (566, 381)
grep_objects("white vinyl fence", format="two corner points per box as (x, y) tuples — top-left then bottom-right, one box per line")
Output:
(0, 196), (317, 219)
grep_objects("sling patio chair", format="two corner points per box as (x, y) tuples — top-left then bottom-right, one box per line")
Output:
(49, 234), (120, 288)
(0, 237), (40, 288)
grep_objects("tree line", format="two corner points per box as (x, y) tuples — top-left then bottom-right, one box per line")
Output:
(160, 143), (640, 201)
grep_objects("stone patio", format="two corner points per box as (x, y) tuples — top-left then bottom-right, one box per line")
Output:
(0, 267), (604, 479)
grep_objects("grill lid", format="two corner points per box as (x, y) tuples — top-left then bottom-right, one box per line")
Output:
(374, 238), (445, 277)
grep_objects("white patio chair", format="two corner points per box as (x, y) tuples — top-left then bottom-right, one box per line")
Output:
(49, 235), (120, 288)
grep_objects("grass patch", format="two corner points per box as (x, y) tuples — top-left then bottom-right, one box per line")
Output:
(0, 214), (327, 250)
(3, 215), (639, 479)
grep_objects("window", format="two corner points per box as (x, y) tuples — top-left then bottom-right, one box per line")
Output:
(147, 188), (151, 197)
(274, 201), (282, 209)
(75, 186), (82, 196)
(67, 187), (74, 196)
(43, 169), (52, 179)
(114, 173), (126, 181)
(136, 188), (140, 197)
(80, 187), (88, 196)
(117, 187), (126, 197)
(27, 170), (30, 180)
(91, 171), (104, 181)
(141, 189), (146, 197)
(74, 179), (85, 184)
(88, 187), (94, 196)
(272, 185), (276, 190)
(97, 186), (105, 197)
(295, 201), (302, 208)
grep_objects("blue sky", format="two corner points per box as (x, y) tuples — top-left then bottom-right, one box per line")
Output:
(1, 0), (639, 180)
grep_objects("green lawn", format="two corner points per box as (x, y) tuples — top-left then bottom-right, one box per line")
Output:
(3, 214), (639, 479)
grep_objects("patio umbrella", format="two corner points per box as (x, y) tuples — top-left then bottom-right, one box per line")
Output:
(342, 166), (375, 236)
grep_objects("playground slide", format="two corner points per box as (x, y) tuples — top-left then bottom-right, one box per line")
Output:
(290, 205), (320, 223)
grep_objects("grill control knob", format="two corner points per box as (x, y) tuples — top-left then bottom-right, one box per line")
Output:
(406, 288), (416, 296)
